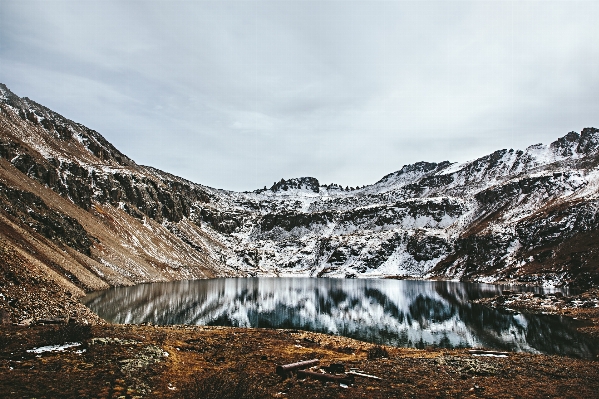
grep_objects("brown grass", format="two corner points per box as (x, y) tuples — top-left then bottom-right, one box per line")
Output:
(2, 323), (599, 398)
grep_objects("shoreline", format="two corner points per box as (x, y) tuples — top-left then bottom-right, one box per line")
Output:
(3, 276), (599, 397)
(2, 273), (592, 325)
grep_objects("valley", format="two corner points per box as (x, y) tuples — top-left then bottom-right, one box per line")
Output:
(1, 83), (599, 397)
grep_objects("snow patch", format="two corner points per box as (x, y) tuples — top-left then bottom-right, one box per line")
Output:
(27, 342), (81, 354)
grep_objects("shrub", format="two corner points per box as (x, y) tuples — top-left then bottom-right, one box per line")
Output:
(44, 323), (93, 345)
(367, 345), (389, 359)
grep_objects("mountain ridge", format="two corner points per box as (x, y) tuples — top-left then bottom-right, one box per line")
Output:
(1, 83), (598, 322)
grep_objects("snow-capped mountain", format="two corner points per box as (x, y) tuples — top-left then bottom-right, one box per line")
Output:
(1, 82), (598, 298)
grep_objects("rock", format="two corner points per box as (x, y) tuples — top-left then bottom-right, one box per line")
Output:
(0, 309), (11, 324)
(36, 317), (65, 325)
(16, 318), (33, 326)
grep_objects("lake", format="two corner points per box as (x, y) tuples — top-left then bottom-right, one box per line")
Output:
(82, 277), (598, 358)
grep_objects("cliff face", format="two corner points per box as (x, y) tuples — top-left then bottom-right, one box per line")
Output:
(1, 82), (598, 323)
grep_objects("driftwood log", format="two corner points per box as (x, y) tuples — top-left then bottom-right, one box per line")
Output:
(276, 359), (320, 377)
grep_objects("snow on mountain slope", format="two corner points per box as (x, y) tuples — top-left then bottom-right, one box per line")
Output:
(221, 129), (599, 286)
(1, 82), (599, 293)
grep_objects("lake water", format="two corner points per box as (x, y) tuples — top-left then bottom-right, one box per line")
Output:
(82, 278), (598, 358)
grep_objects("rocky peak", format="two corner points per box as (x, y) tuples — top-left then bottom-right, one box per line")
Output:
(371, 161), (452, 193)
(550, 131), (580, 157)
(546, 128), (599, 158)
(269, 177), (320, 193)
(578, 127), (599, 154)
(0, 84), (134, 168)
(0, 83), (21, 105)
(378, 161), (449, 183)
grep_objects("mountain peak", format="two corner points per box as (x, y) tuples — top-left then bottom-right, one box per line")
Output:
(0, 84), (135, 168)
(267, 177), (320, 193)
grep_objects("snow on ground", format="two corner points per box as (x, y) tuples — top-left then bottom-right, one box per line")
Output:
(27, 343), (82, 354)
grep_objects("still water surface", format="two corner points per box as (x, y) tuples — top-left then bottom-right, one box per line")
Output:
(83, 278), (597, 358)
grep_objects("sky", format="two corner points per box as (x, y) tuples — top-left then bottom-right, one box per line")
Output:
(1, 1), (598, 191)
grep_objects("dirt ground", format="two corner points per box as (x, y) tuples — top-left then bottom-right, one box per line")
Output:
(1, 317), (599, 399)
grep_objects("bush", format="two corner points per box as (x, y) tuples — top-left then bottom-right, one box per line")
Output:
(367, 345), (389, 359)
(43, 323), (93, 345)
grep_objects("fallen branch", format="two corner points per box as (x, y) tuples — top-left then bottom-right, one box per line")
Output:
(297, 369), (354, 385)
(347, 371), (382, 380)
(276, 359), (320, 377)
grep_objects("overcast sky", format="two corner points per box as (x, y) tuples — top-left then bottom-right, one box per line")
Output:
(1, 1), (598, 191)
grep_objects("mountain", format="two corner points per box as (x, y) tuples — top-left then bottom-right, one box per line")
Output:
(225, 137), (599, 288)
(1, 83), (598, 321)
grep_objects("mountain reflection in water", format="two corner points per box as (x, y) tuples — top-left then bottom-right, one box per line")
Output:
(82, 278), (597, 358)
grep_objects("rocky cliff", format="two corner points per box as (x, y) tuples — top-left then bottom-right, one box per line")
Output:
(213, 128), (599, 289)
(1, 82), (598, 322)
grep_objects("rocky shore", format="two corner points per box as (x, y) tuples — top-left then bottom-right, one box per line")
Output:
(473, 288), (599, 340)
(1, 282), (598, 398)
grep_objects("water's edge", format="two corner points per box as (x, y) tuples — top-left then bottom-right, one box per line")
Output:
(82, 277), (597, 358)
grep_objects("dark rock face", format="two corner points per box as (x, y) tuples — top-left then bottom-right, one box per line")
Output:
(259, 210), (334, 232)
(577, 127), (599, 154)
(268, 177), (320, 193)
(0, 182), (93, 255)
(406, 234), (450, 262)
(474, 173), (582, 211)
(0, 128), (211, 226)
(1, 85), (217, 228)
(339, 199), (464, 227)
(361, 233), (402, 270)
(452, 233), (514, 277)
(550, 131), (580, 156)
(516, 202), (599, 249)
(195, 206), (243, 234)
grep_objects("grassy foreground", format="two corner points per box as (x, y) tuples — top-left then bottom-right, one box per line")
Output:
(1, 320), (599, 399)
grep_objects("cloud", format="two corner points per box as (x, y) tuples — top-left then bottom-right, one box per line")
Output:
(1, 1), (599, 190)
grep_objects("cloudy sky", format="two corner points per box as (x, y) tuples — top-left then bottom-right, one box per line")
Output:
(1, 1), (598, 191)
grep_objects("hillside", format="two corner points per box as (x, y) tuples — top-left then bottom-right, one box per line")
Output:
(227, 133), (599, 288)
(1, 83), (599, 322)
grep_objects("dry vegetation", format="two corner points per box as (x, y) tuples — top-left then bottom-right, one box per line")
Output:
(1, 320), (599, 399)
